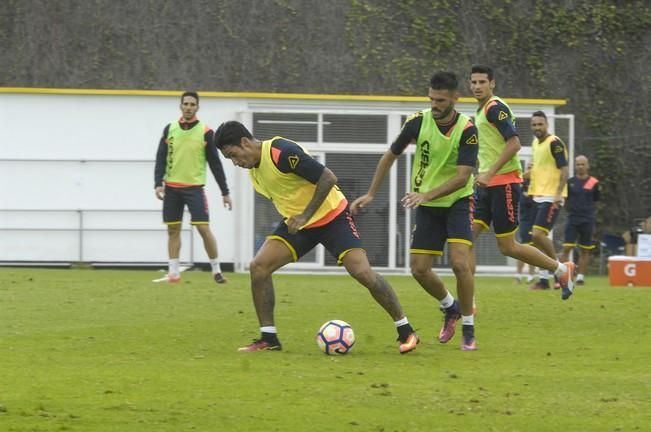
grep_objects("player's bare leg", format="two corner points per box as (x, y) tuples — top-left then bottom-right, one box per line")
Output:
(467, 222), (485, 312)
(515, 259), (525, 283)
(195, 224), (227, 283)
(530, 227), (559, 289)
(165, 224), (182, 283)
(531, 228), (557, 260)
(167, 224), (182, 259)
(195, 224), (217, 258)
(560, 245), (573, 263)
(449, 243), (474, 317)
(238, 239), (293, 352)
(342, 249), (418, 353)
(449, 242), (477, 350)
(497, 234), (575, 298)
(497, 234), (558, 271)
(410, 253), (447, 300)
(577, 247), (591, 285)
(249, 239), (294, 326)
(469, 222), (485, 276)
(343, 249), (404, 320)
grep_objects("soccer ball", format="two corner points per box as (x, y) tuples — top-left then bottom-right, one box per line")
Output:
(316, 320), (355, 355)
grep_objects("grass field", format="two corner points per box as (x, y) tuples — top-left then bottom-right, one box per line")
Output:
(1, 268), (650, 431)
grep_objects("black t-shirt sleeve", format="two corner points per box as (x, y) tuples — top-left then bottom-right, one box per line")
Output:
(205, 128), (230, 195)
(154, 124), (171, 187)
(457, 124), (479, 167)
(567, 178), (576, 201)
(390, 112), (422, 155)
(594, 182), (601, 202)
(549, 138), (568, 168)
(486, 101), (518, 141)
(272, 139), (325, 184)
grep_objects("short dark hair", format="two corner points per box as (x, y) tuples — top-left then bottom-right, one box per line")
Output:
(214, 121), (253, 149)
(531, 110), (547, 120)
(471, 64), (494, 81)
(181, 91), (199, 103)
(430, 72), (458, 91)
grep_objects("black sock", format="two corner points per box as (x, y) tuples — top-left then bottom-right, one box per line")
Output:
(397, 323), (413, 342)
(261, 332), (279, 344)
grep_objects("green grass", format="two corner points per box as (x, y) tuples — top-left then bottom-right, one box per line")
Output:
(1, 268), (650, 431)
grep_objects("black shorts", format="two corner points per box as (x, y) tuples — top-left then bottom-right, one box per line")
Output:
(563, 218), (595, 249)
(410, 196), (473, 255)
(269, 209), (363, 265)
(473, 183), (521, 237)
(518, 196), (536, 244)
(532, 201), (561, 234)
(163, 185), (209, 224)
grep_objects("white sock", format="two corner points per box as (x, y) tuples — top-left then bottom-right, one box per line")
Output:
(539, 269), (550, 280)
(440, 293), (455, 309)
(394, 317), (409, 327)
(169, 258), (180, 276)
(260, 326), (277, 334)
(577, 273), (585, 281)
(462, 315), (474, 326)
(555, 262), (568, 277)
(210, 258), (222, 274)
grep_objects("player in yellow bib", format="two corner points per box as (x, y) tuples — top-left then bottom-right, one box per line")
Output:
(469, 65), (576, 299)
(154, 91), (232, 284)
(351, 72), (479, 351)
(214, 121), (419, 354)
(528, 111), (571, 293)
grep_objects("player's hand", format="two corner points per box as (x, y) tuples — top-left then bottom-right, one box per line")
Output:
(553, 194), (563, 209)
(350, 194), (374, 215)
(223, 194), (233, 211)
(475, 172), (492, 188)
(286, 214), (308, 234)
(401, 191), (429, 209)
(155, 186), (165, 200)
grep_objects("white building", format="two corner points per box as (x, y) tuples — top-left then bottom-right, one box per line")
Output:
(0, 87), (571, 273)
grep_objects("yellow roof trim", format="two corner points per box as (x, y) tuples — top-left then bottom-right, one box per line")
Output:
(0, 87), (567, 106)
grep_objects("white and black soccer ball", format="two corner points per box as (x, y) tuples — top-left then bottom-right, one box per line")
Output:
(316, 320), (355, 355)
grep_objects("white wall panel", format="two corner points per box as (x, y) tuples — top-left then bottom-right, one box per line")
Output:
(0, 90), (565, 270)
(0, 231), (80, 261)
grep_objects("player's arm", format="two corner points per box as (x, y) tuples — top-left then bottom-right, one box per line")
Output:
(476, 103), (520, 187)
(287, 168), (338, 234)
(350, 113), (421, 214)
(594, 181), (601, 202)
(350, 150), (398, 214)
(566, 178), (575, 203)
(402, 124), (478, 208)
(550, 138), (569, 206)
(154, 124), (170, 200)
(205, 129), (232, 209)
